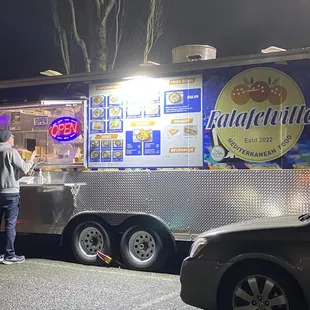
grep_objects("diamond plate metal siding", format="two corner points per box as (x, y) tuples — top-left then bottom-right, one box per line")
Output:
(149, 170), (310, 234)
(17, 170), (310, 238)
(63, 171), (150, 214)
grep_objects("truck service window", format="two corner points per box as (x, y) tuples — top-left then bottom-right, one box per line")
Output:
(0, 102), (85, 167)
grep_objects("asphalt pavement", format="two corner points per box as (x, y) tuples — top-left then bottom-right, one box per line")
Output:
(0, 258), (196, 310)
(0, 234), (195, 310)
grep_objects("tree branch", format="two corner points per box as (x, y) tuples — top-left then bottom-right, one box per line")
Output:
(68, 0), (91, 72)
(110, 0), (121, 70)
(111, 0), (126, 70)
(51, 0), (70, 74)
(153, 0), (166, 46)
(143, 0), (168, 63)
(102, 0), (117, 24)
(119, 0), (126, 39)
(144, 0), (156, 62)
(93, 0), (101, 22)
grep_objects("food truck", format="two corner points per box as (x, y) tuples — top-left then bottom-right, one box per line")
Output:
(1, 47), (310, 271)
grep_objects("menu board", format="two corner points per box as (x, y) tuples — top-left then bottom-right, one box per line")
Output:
(87, 74), (203, 168)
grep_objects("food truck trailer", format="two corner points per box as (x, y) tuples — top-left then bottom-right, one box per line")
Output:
(1, 47), (310, 271)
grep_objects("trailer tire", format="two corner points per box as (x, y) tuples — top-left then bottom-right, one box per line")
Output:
(71, 221), (112, 266)
(120, 225), (167, 271)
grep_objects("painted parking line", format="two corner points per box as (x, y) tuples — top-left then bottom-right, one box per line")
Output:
(135, 292), (180, 309)
(27, 259), (178, 282)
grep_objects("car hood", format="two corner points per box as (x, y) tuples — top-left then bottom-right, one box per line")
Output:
(199, 215), (306, 238)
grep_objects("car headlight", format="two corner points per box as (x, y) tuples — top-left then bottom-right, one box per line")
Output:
(189, 237), (208, 257)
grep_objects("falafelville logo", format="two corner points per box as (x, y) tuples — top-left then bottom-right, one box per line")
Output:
(206, 68), (308, 162)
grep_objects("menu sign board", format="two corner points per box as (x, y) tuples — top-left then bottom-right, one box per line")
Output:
(87, 75), (203, 168)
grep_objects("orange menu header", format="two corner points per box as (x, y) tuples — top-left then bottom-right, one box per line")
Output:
(96, 84), (121, 91)
(131, 120), (156, 126)
(171, 118), (193, 124)
(169, 78), (195, 85)
(95, 134), (119, 139)
(169, 147), (196, 153)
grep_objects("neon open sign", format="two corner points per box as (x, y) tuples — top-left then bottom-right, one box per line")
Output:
(49, 117), (81, 141)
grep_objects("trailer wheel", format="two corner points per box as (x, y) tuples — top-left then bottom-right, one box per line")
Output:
(120, 226), (167, 271)
(71, 221), (112, 266)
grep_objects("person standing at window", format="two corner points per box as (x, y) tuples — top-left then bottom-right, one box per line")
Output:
(0, 130), (36, 264)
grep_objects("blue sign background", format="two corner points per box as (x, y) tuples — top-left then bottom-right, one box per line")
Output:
(203, 60), (310, 169)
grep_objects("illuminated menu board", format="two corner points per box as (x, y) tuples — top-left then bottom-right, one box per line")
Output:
(87, 74), (203, 168)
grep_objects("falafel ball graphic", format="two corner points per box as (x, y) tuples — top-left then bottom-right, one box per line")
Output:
(231, 84), (250, 105)
(250, 81), (270, 102)
(231, 77), (287, 105)
(268, 85), (288, 105)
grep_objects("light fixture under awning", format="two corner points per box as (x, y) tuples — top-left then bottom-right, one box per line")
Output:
(40, 70), (63, 76)
(261, 46), (287, 53)
(40, 100), (84, 106)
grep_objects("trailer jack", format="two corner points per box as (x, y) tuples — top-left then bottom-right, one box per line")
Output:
(97, 250), (126, 268)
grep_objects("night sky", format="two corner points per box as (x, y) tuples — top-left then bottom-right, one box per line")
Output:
(1, 0), (310, 80)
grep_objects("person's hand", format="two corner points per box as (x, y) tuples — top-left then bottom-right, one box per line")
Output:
(30, 150), (37, 162)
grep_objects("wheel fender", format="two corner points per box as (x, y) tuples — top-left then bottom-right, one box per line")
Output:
(225, 252), (297, 274)
(60, 213), (112, 246)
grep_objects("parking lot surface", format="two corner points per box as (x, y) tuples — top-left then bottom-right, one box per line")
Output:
(0, 259), (195, 310)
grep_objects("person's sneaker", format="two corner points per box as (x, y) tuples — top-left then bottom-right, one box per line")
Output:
(3, 255), (25, 265)
(0, 255), (4, 263)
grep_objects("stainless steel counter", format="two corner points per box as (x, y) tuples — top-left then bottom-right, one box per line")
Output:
(20, 183), (87, 187)
(10, 181), (87, 234)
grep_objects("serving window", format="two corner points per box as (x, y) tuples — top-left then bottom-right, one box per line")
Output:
(0, 101), (85, 167)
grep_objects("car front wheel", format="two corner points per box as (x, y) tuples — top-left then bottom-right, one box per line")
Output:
(219, 265), (306, 310)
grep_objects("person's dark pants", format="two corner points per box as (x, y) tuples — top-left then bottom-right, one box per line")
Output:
(0, 194), (20, 258)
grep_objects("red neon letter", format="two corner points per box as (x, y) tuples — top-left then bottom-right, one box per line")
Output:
(70, 122), (78, 134)
(50, 126), (58, 137)
(64, 123), (71, 135)
(58, 124), (65, 135)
